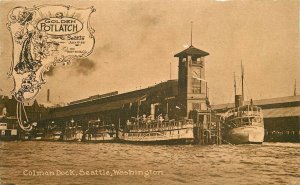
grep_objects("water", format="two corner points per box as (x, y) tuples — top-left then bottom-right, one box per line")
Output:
(0, 142), (299, 185)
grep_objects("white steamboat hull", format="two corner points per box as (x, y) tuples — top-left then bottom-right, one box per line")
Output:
(63, 132), (83, 142)
(53, 135), (61, 140)
(84, 133), (116, 142)
(118, 127), (194, 144)
(44, 135), (61, 141)
(44, 132), (62, 141)
(227, 126), (264, 144)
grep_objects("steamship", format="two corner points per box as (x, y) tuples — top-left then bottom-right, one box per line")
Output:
(118, 117), (195, 144)
(83, 119), (116, 142)
(223, 66), (264, 144)
(44, 125), (62, 141)
(0, 122), (18, 141)
(0, 109), (18, 141)
(62, 120), (83, 142)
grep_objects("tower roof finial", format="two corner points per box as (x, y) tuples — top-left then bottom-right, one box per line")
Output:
(190, 21), (193, 46)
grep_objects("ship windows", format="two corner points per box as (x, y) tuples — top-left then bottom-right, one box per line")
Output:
(242, 118), (251, 125)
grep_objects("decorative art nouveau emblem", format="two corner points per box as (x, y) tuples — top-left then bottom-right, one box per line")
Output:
(7, 5), (96, 130)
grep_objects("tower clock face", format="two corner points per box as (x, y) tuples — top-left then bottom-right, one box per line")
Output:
(192, 70), (201, 80)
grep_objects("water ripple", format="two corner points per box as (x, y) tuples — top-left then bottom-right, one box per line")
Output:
(0, 142), (299, 185)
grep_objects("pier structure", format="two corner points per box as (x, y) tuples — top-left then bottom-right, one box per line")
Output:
(35, 42), (222, 144)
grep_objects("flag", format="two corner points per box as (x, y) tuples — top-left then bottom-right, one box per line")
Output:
(192, 76), (206, 82)
(192, 71), (206, 82)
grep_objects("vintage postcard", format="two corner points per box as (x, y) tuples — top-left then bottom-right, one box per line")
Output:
(0, 0), (299, 185)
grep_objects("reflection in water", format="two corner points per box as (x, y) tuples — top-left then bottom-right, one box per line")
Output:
(0, 142), (299, 185)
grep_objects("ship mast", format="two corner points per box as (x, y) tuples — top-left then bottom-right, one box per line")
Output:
(241, 61), (244, 103)
(234, 72), (237, 96)
(294, 79), (297, 96)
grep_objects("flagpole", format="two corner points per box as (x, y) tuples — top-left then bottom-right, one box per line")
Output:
(190, 21), (193, 46)
(241, 60), (244, 103)
(234, 72), (236, 96)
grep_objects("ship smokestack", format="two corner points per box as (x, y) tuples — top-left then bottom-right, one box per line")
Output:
(47, 89), (50, 103)
(235, 95), (243, 108)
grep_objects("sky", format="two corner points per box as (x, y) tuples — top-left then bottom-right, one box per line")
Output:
(0, 0), (299, 105)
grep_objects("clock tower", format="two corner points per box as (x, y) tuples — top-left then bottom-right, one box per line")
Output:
(174, 45), (209, 118)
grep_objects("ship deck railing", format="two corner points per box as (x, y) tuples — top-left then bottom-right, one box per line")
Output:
(226, 105), (263, 119)
(126, 119), (194, 132)
(226, 116), (264, 127)
(86, 128), (115, 134)
(225, 120), (264, 128)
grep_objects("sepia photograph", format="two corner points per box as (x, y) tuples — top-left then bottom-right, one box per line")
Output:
(0, 0), (299, 184)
